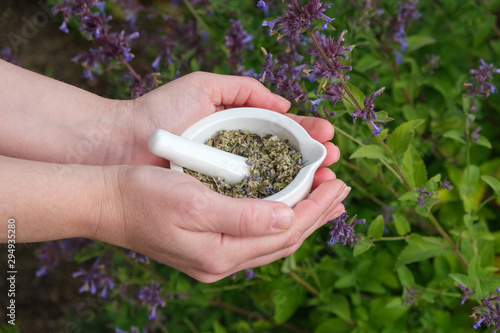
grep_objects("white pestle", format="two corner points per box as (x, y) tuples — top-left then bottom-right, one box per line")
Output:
(148, 129), (251, 185)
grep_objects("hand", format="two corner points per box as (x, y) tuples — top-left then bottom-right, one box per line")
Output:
(90, 72), (348, 282)
(126, 71), (341, 188)
(97, 164), (349, 283)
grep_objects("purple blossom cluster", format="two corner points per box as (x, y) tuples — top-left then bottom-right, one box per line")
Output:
(402, 285), (419, 305)
(416, 185), (432, 206)
(470, 287), (500, 332)
(36, 238), (95, 277)
(73, 258), (115, 298)
(441, 177), (454, 190)
(466, 59), (500, 112)
(458, 283), (475, 305)
(257, 53), (307, 101)
(391, 0), (421, 64)
(138, 280), (167, 320)
(0, 47), (20, 65)
(224, 20), (254, 75)
(263, 0), (333, 38)
(127, 250), (150, 264)
(352, 87), (385, 135)
(53, 0), (151, 96)
(309, 30), (352, 81)
(326, 212), (366, 247)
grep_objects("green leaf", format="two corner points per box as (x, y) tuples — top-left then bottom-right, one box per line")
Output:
(213, 321), (228, 333)
(393, 213), (411, 236)
(397, 266), (415, 287)
(350, 145), (390, 161)
(399, 190), (418, 202)
(314, 318), (352, 333)
(401, 145), (427, 189)
(443, 129), (466, 144)
(406, 35), (437, 54)
(386, 119), (425, 160)
(342, 82), (365, 114)
(329, 294), (351, 321)
(353, 244), (372, 257)
(373, 111), (394, 123)
(395, 236), (449, 268)
(449, 273), (475, 289)
(474, 135), (492, 149)
(280, 253), (297, 273)
(352, 237), (374, 257)
(272, 284), (306, 324)
(368, 215), (385, 240)
(481, 175), (500, 196)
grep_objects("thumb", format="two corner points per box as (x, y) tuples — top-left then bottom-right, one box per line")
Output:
(205, 196), (295, 237)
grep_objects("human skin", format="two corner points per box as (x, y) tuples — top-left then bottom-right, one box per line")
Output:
(0, 59), (348, 282)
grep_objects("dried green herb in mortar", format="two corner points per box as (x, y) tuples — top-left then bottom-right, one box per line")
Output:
(184, 130), (303, 199)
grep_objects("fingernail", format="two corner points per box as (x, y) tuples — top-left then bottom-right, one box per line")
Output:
(272, 206), (295, 231)
(344, 186), (351, 194)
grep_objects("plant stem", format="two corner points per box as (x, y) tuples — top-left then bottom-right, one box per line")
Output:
(181, 0), (212, 34)
(348, 177), (387, 207)
(289, 271), (320, 297)
(427, 212), (468, 269)
(378, 236), (409, 241)
(476, 195), (497, 214)
(333, 124), (363, 145)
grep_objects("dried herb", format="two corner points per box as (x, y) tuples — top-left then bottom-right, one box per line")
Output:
(184, 130), (303, 199)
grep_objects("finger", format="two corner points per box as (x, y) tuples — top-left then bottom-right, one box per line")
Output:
(312, 167), (336, 190)
(326, 203), (346, 221)
(214, 182), (350, 278)
(284, 114), (334, 142)
(223, 179), (348, 260)
(184, 181), (350, 282)
(201, 73), (291, 112)
(199, 194), (296, 237)
(321, 142), (340, 166)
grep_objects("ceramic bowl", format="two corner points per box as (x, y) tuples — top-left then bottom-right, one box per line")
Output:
(170, 107), (327, 207)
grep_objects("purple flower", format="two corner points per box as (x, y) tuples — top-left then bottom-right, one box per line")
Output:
(262, 0), (333, 37)
(441, 177), (454, 190)
(36, 241), (63, 277)
(471, 286), (500, 332)
(257, 0), (266, 8)
(466, 59), (500, 112)
(352, 87), (385, 135)
(245, 269), (256, 279)
(390, 0), (421, 64)
(458, 283), (475, 305)
(115, 327), (146, 333)
(127, 250), (150, 264)
(231, 269), (256, 280)
(327, 212), (366, 247)
(36, 239), (94, 277)
(256, 53), (306, 101)
(416, 185), (432, 206)
(225, 20), (254, 74)
(471, 126), (481, 142)
(311, 83), (343, 118)
(125, 72), (159, 99)
(309, 30), (352, 81)
(73, 258), (115, 298)
(402, 285), (419, 305)
(139, 280), (166, 321)
(0, 47), (20, 65)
